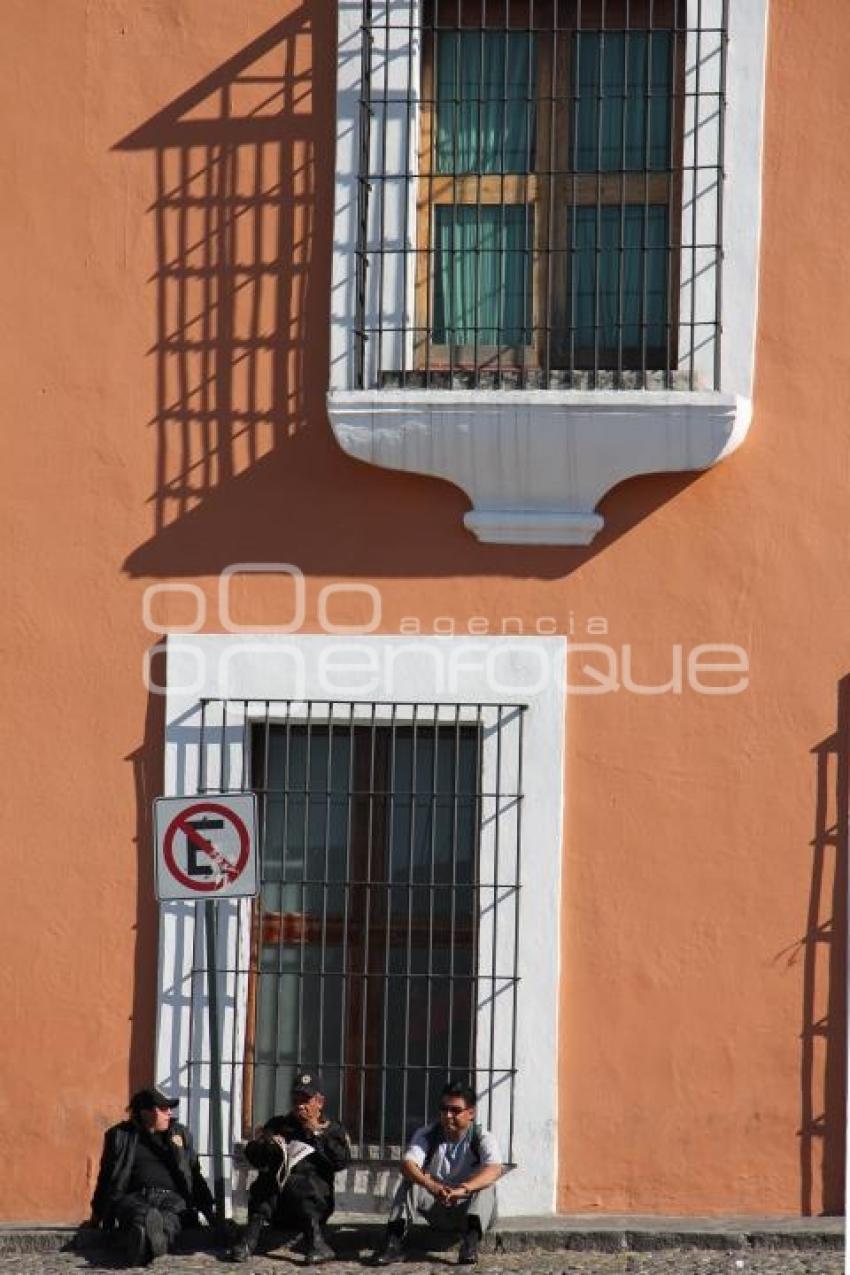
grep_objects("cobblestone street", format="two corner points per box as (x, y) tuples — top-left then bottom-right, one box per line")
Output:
(0, 1248), (842, 1275)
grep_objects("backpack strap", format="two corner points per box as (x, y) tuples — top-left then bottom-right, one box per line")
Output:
(422, 1121), (483, 1169)
(422, 1121), (442, 1170)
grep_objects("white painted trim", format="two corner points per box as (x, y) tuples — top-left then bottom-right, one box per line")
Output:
(328, 1), (768, 543)
(157, 634), (567, 1217)
(465, 509), (605, 547)
(723, 0), (770, 399)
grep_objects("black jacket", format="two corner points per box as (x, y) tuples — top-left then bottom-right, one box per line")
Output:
(262, 1112), (351, 1191)
(90, 1119), (215, 1227)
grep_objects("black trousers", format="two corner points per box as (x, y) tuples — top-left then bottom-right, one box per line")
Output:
(114, 1187), (187, 1249)
(247, 1170), (333, 1232)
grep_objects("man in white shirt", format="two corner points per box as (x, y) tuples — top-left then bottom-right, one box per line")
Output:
(373, 1082), (502, 1266)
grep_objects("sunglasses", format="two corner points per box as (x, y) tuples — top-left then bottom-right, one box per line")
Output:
(439, 1104), (468, 1115)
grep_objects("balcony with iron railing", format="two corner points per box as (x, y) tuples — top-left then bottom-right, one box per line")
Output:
(327, 0), (767, 544)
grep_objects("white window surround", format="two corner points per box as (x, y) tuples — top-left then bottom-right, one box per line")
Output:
(155, 633), (566, 1217)
(327, 1), (768, 545)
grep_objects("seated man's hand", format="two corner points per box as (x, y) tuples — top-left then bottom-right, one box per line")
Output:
(438, 1184), (470, 1207)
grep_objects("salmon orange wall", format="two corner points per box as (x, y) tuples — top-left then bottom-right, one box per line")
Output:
(0, 0), (845, 1220)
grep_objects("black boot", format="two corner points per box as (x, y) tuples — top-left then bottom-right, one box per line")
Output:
(302, 1220), (334, 1265)
(229, 1214), (264, 1262)
(145, 1209), (168, 1261)
(457, 1222), (481, 1266)
(124, 1220), (148, 1267)
(372, 1221), (406, 1266)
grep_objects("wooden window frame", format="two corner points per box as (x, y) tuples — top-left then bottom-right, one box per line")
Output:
(415, 0), (685, 374)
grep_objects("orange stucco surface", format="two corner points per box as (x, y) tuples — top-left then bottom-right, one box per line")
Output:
(0, 0), (846, 1221)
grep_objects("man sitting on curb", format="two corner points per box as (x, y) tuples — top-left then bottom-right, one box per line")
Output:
(230, 1069), (351, 1264)
(373, 1081), (503, 1267)
(86, 1087), (216, 1266)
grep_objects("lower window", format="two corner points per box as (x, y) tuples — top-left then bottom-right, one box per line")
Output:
(241, 705), (521, 1157)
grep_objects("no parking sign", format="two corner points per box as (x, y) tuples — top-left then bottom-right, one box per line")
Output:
(153, 794), (259, 901)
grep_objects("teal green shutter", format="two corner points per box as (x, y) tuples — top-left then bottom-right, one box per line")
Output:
(434, 206), (533, 346)
(436, 30), (535, 174)
(572, 206), (668, 356)
(573, 31), (672, 173)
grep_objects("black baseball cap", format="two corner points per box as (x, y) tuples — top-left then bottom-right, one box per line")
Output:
(130, 1087), (179, 1113)
(291, 1069), (323, 1098)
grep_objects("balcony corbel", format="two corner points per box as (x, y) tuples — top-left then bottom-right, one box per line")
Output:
(326, 389), (752, 545)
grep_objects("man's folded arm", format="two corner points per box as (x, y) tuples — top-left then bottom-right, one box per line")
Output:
(314, 1124), (352, 1172)
(459, 1161), (503, 1193)
(87, 1129), (123, 1227)
(400, 1149), (443, 1197)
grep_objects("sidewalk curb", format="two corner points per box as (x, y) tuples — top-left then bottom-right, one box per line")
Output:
(487, 1228), (845, 1254)
(0, 1218), (843, 1258)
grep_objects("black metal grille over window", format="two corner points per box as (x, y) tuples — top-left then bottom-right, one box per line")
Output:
(184, 698), (525, 1168)
(354, 0), (727, 391)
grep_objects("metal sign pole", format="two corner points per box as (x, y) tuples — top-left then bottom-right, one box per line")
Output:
(153, 793), (259, 1228)
(204, 899), (226, 1225)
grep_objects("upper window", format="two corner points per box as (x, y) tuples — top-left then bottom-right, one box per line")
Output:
(348, 0), (724, 392)
(419, 2), (682, 386)
(329, 0), (765, 544)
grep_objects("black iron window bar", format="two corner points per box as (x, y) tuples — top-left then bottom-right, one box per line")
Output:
(354, 0), (727, 391)
(183, 698), (525, 1170)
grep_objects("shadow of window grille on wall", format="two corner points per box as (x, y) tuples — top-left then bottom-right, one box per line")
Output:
(115, 13), (317, 533)
(354, 0), (726, 391)
(184, 698), (524, 1167)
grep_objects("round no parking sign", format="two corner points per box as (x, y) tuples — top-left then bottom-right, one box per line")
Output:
(153, 794), (259, 901)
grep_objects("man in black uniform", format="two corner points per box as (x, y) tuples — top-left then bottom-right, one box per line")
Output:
(86, 1087), (216, 1266)
(230, 1070), (351, 1264)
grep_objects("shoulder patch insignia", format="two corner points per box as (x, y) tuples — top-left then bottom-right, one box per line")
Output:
(171, 1133), (184, 1148)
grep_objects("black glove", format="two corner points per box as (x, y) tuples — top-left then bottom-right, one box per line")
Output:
(244, 1131), (285, 1175)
